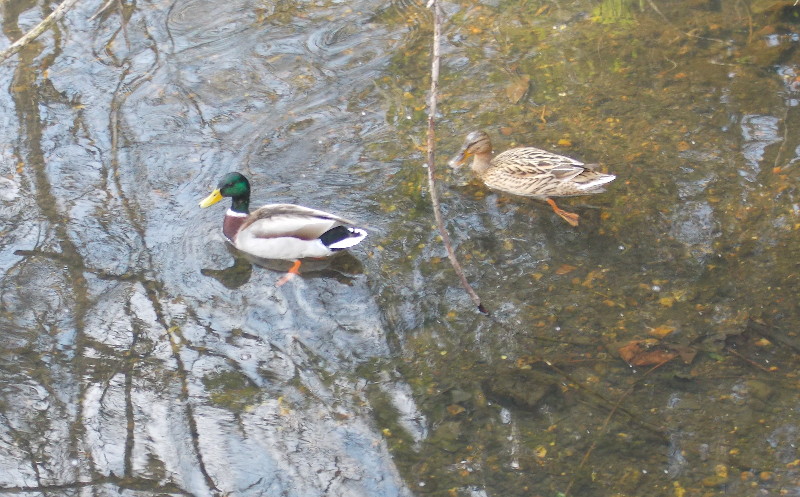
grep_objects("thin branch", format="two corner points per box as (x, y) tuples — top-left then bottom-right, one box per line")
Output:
(0, 0), (82, 65)
(425, 0), (487, 315)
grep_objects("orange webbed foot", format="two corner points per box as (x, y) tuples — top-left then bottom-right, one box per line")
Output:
(546, 198), (580, 227)
(276, 260), (302, 286)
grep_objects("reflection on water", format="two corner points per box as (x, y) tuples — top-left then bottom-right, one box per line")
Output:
(200, 245), (364, 289)
(1, 0), (800, 495)
(741, 114), (782, 181)
(201, 252), (254, 289)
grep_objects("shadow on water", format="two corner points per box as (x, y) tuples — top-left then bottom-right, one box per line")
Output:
(200, 244), (364, 289)
(1, 0), (800, 495)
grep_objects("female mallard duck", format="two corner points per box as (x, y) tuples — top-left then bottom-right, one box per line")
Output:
(449, 130), (615, 226)
(199, 172), (367, 284)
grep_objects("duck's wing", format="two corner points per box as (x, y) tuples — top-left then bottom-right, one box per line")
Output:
(495, 147), (588, 179)
(242, 204), (357, 240)
(483, 147), (603, 198)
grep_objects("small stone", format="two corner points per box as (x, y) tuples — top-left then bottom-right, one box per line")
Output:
(701, 475), (729, 487)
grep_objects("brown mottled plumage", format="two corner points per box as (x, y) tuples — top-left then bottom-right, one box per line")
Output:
(449, 130), (615, 226)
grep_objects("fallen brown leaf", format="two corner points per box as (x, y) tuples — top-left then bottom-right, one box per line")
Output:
(505, 75), (530, 103)
(555, 264), (578, 275)
(617, 340), (679, 367)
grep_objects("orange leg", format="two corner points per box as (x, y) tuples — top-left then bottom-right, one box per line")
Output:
(276, 260), (302, 286)
(546, 198), (580, 227)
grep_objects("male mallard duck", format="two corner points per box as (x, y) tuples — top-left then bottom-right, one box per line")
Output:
(199, 172), (367, 284)
(449, 130), (615, 226)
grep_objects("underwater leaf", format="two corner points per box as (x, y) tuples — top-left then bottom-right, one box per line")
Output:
(648, 325), (676, 338)
(555, 264), (578, 275)
(617, 339), (678, 366)
(447, 404), (466, 416)
(505, 75), (530, 103)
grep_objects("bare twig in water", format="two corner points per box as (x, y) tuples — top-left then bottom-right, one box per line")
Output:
(643, 0), (668, 21)
(425, 0), (487, 315)
(0, 0), (82, 65)
(90, 0), (117, 20)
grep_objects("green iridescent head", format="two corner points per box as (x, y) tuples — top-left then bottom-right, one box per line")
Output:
(199, 172), (251, 213)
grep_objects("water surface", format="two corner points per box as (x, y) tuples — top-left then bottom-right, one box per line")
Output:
(1, 0), (799, 496)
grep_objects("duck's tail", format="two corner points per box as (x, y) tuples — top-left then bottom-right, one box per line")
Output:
(576, 172), (616, 192)
(320, 226), (368, 250)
